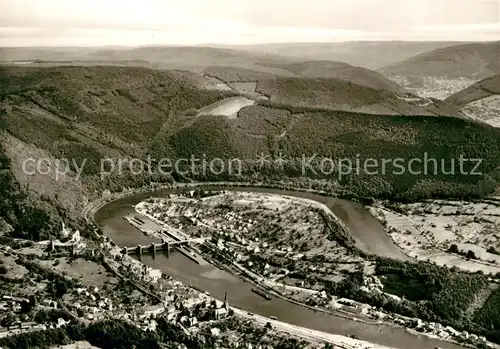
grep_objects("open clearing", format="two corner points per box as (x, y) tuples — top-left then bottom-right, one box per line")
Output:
(196, 96), (256, 118)
(50, 342), (101, 349)
(38, 257), (120, 288)
(463, 95), (500, 128)
(0, 251), (29, 281)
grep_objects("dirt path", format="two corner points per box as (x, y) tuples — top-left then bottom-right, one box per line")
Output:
(467, 283), (499, 316)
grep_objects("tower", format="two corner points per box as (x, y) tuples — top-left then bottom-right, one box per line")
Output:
(49, 235), (55, 252)
(223, 292), (229, 311)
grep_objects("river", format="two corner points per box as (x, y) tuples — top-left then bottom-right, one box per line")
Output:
(94, 185), (466, 349)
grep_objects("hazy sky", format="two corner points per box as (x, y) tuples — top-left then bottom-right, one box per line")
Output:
(2, 0), (500, 46)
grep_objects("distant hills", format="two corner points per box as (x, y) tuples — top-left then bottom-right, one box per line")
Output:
(1, 46), (298, 73)
(255, 77), (462, 117)
(224, 41), (470, 69)
(205, 60), (406, 94)
(3, 42), (469, 71)
(379, 41), (500, 80)
(444, 75), (500, 128)
(6, 42), (499, 99)
(274, 61), (405, 94)
(204, 66), (292, 81)
(203, 66), (463, 116)
(446, 75), (500, 106)
(1, 65), (498, 218)
(2, 46), (409, 94)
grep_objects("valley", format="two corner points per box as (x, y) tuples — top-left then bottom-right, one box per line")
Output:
(1, 38), (500, 349)
(93, 184), (476, 349)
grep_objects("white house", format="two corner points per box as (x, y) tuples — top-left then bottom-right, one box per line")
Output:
(147, 268), (162, 282)
(141, 304), (165, 319)
(213, 308), (227, 320)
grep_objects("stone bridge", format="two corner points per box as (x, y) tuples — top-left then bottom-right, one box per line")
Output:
(122, 240), (189, 257)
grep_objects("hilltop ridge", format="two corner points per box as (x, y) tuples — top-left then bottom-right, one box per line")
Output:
(379, 41), (500, 79)
(0, 65), (498, 217)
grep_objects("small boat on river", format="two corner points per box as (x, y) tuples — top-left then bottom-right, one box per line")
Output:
(251, 288), (272, 300)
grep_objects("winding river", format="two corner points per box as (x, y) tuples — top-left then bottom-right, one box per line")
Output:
(94, 186), (466, 349)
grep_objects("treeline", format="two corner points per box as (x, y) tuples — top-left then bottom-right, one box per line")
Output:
(474, 288), (500, 344)
(155, 100), (500, 202)
(0, 317), (237, 349)
(323, 258), (500, 343)
(313, 208), (355, 249)
(0, 319), (185, 349)
(0, 137), (95, 243)
(0, 141), (58, 240)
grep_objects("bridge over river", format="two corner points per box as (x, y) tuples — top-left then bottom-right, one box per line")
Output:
(94, 185), (465, 349)
(122, 240), (188, 257)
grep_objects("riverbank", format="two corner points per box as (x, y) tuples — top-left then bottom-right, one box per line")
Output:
(87, 201), (397, 349)
(189, 226), (482, 349)
(88, 182), (473, 349)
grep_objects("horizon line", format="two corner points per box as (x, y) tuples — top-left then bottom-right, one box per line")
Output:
(3, 39), (499, 49)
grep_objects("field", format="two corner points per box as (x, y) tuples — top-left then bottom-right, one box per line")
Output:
(0, 251), (29, 282)
(463, 95), (500, 128)
(50, 342), (101, 349)
(38, 258), (119, 289)
(370, 200), (500, 275)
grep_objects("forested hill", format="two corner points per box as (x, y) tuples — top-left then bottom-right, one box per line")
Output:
(1, 65), (499, 242)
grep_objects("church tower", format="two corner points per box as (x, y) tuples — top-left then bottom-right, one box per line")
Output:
(223, 292), (229, 311)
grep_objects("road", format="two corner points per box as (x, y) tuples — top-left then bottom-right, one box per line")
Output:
(233, 308), (397, 349)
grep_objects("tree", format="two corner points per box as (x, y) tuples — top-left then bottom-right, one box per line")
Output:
(448, 244), (459, 254)
(467, 250), (476, 260)
(20, 300), (34, 314)
(1, 312), (16, 327)
(54, 280), (69, 298)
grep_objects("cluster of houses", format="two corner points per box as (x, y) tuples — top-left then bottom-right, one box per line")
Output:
(108, 245), (163, 283)
(68, 287), (113, 321)
(0, 295), (28, 314)
(119, 290), (231, 335)
(0, 295), (70, 338)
